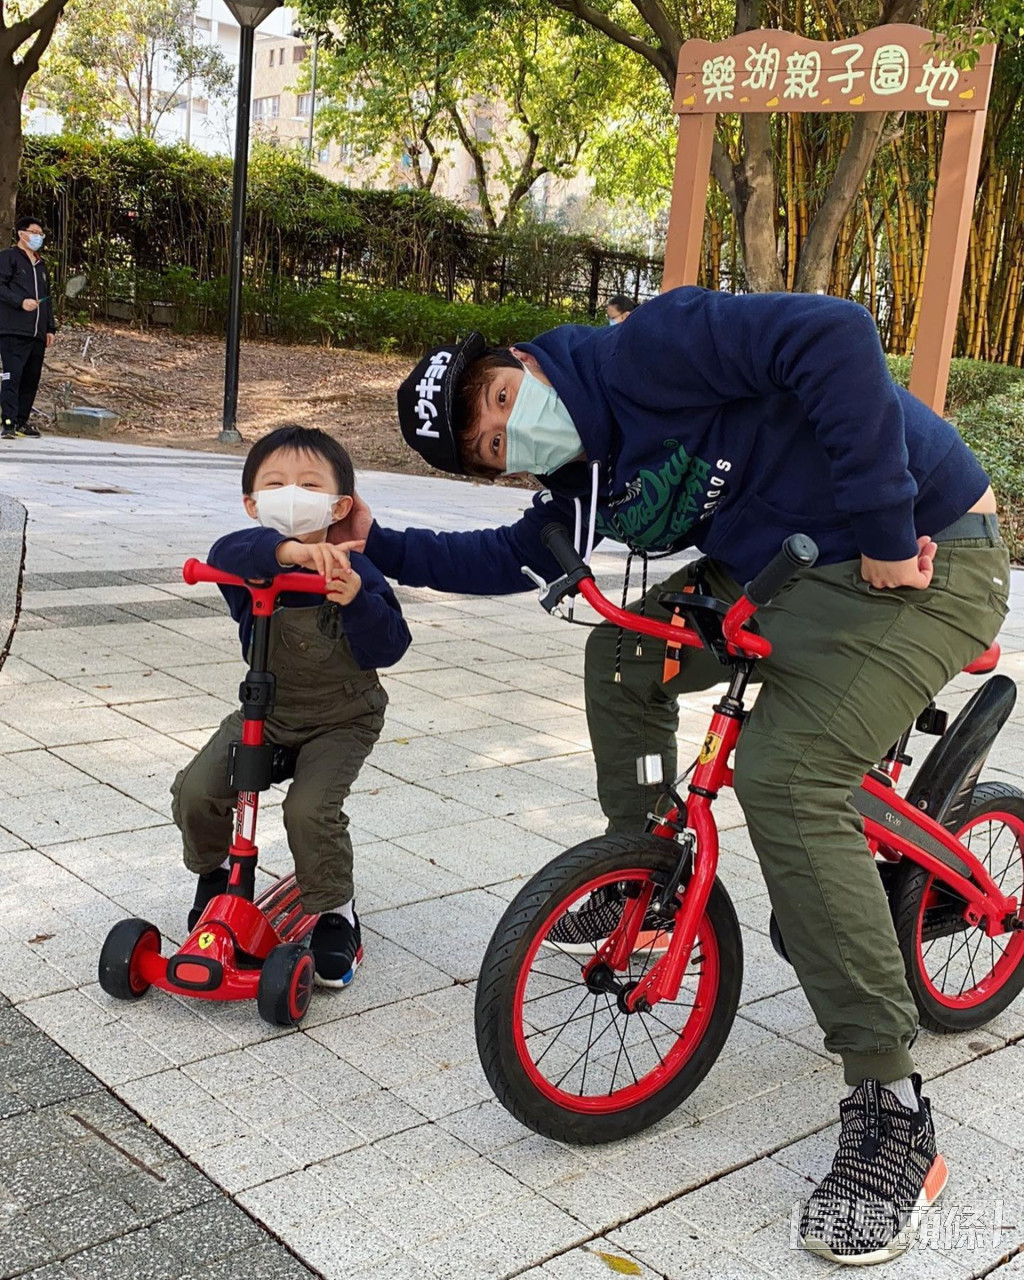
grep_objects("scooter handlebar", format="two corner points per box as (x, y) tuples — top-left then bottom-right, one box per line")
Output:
(182, 558), (328, 597)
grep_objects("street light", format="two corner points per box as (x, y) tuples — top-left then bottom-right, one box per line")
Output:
(219, 0), (282, 445)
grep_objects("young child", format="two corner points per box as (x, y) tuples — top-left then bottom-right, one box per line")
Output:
(171, 425), (410, 987)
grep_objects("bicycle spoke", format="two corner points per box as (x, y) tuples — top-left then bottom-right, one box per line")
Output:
(522, 978), (587, 1004)
(532, 989), (592, 1068)
(578, 997), (601, 1096)
(636, 1009), (668, 1069)
(525, 1004), (611, 1040)
(552, 1006), (621, 1090)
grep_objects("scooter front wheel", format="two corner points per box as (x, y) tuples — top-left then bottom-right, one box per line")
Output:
(258, 943), (316, 1026)
(475, 834), (742, 1145)
(98, 918), (161, 1000)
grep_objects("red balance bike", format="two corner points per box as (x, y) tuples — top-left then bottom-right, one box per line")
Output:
(475, 526), (1024, 1144)
(98, 559), (330, 1027)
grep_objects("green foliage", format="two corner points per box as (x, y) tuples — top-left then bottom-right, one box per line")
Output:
(297, 284), (594, 350)
(31, 0), (234, 138)
(885, 356), (1024, 412)
(948, 383), (1024, 559)
(299, 0), (645, 229)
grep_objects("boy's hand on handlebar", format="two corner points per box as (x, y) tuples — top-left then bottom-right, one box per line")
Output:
(277, 540), (354, 580)
(326, 567), (361, 605)
(861, 536), (937, 590)
(328, 490), (372, 549)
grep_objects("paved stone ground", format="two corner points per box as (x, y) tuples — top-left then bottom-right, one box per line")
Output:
(0, 993), (315, 1280)
(2, 436), (1024, 1280)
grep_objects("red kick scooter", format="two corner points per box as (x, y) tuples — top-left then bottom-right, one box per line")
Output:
(99, 559), (330, 1027)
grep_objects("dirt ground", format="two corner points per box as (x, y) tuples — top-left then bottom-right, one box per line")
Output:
(31, 322), (439, 476)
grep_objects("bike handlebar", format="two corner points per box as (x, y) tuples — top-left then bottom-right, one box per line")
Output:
(744, 534), (818, 606)
(182, 558), (328, 598)
(538, 524), (818, 661)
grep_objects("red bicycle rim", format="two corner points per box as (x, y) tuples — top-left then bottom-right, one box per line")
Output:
(917, 811), (1024, 1009)
(129, 929), (160, 995)
(512, 868), (720, 1113)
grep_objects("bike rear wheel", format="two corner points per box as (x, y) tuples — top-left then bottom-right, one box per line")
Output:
(474, 834), (742, 1144)
(894, 781), (1024, 1033)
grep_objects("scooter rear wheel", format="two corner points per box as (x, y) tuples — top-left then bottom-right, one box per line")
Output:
(98, 919), (160, 1000)
(258, 943), (315, 1026)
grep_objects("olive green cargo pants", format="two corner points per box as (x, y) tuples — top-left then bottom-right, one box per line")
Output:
(585, 533), (1009, 1084)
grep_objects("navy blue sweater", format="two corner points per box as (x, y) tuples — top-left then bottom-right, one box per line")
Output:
(366, 288), (990, 593)
(209, 528), (410, 668)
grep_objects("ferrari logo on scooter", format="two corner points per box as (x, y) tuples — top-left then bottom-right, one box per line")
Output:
(198, 932), (215, 950)
(699, 732), (722, 765)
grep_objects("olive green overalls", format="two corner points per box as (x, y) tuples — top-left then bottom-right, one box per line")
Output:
(172, 605), (388, 913)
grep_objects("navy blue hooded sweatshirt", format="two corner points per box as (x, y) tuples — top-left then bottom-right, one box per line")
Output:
(366, 288), (990, 593)
(209, 527), (410, 668)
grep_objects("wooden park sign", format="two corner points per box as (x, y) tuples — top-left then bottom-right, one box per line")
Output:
(663, 25), (997, 414)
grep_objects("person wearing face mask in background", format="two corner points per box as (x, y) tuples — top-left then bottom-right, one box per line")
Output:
(329, 289), (1009, 1265)
(0, 217), (56, 440)
(604, 294), (637, 325)
(170, 425), (410, 988)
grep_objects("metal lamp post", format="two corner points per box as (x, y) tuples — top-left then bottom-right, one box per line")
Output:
(219, 0), (283, 445)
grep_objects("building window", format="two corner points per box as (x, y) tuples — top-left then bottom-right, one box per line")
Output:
(296, 92), (312, 118)
(279, 47), (285, 62)
(194, 15), (211, 29)
(318, 145), (330, 164)
(252, 96), (280, 121)
(293, 45), (308, 62)
(192, 96), (209, 114)
(269, 48), (275, 66)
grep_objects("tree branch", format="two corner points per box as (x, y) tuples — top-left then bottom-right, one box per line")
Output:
(628, 0), (680, 72)
(11, 0), (69, 89)
(546, 0), (674, 88)
(444, 94), (498, 231)
(3, 0), (67, 53)
(795, 110), (888, 292)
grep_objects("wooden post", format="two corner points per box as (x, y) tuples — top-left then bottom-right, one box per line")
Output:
(663, 115), (716, 290)
(909, 105), (992, 413)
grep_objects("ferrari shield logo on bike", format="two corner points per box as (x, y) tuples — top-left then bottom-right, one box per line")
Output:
(197, 932), (215, 951)
(699, 731), (722, 765)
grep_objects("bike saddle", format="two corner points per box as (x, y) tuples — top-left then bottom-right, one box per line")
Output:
(963, 642), (1000, 675)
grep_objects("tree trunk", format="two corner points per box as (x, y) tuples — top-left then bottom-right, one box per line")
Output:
(0, 0), (70, 233)
(0, 86), (24, 236)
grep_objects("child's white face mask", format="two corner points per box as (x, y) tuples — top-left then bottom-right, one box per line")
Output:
(254, 485), (340, 537)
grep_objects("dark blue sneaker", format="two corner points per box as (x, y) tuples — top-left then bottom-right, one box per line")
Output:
(310, 908), (362, 988)
(187, 867), (229, 932)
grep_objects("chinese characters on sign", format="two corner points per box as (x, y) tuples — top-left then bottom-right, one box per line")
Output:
(681, 26), (988, 113)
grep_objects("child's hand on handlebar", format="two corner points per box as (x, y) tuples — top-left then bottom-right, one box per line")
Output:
(861, 536), (938, 590)
(277, 539), (354, 579)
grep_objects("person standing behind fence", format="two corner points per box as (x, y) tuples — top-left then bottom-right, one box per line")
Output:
(0, 217), (55, 441)
(605, 295), (637, 325)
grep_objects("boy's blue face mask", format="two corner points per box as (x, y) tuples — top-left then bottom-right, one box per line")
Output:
(503, 369), (583, 476)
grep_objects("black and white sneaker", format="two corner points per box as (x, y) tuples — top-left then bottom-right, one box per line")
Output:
(799, 1075), (948, 1265)
(310, 909), (362, 988)
(544, 885), (672, 955)
(187, 867), (229, 932)
(0, 426), (16, 441)
(16, 423), (40, 438)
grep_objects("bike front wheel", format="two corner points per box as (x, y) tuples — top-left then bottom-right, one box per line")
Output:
(474, 833), (743, 1145)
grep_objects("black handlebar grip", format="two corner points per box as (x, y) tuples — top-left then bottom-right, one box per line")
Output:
(541, 523), (589, 577)
(745, 534), (819, 607)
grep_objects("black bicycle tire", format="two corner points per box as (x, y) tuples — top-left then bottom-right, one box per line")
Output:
(474, 833), (743, 1145)
(893, 780), (1024, 1034)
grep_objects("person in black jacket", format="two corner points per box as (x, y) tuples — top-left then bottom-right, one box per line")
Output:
(0, 216), (56, 440)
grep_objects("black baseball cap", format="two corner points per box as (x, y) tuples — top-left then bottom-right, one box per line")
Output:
(396, 332), (489, 475)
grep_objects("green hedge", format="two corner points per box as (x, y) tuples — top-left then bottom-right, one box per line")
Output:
(948, 384), (1024, 562)
(885, 356), (1024, 413)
